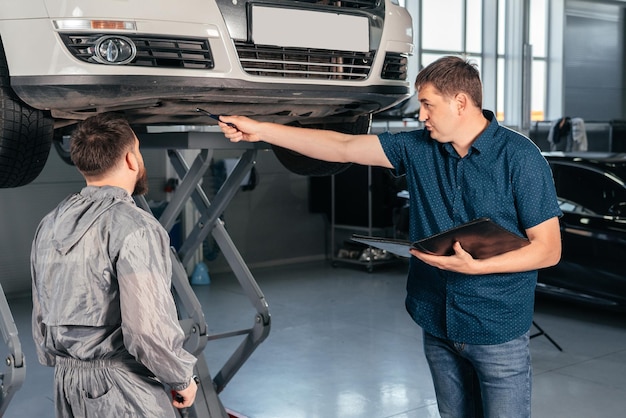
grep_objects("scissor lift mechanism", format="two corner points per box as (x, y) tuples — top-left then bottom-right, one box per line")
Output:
(135, 130), (271, 418)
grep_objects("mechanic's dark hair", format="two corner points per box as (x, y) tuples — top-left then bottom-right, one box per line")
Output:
(415, 56), (482, 109)
(70, 113), (136, 177)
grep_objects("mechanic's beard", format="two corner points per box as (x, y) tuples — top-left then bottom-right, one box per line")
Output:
(132, 167), (149, 196)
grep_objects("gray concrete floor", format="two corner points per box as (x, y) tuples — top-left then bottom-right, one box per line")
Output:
(4, 260), (626, 417)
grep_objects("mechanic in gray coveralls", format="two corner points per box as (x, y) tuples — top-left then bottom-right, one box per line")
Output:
(31, 113), (197, 417)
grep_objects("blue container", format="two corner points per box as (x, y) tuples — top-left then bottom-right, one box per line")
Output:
(190, 261), (211, 285)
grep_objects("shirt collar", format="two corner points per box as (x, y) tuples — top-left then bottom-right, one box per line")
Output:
(440, 109), (500, 157)
(471, 110), (499, 153)
(81, 185), (133, 202)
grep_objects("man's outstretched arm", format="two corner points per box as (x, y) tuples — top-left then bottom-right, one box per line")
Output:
(218, 115), (393, 169)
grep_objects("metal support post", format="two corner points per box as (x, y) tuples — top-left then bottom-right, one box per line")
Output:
(0, 283), (25, 416)
(136, 130), (271, 417)
(531, 320), (563, 351)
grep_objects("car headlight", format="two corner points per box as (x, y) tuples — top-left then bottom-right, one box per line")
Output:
(92, 36), (136, 65)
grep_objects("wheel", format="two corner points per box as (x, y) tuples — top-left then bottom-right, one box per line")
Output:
(0, 40), (53, 188)
(271, 114), (372, 177)
(52, 125), (76, 166)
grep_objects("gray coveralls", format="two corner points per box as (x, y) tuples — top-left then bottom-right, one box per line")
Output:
(31, 186), (197, 417)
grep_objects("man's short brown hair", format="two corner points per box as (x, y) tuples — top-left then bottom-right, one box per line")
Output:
(70, 113), (136, 177)
(415, 56), (483, 109)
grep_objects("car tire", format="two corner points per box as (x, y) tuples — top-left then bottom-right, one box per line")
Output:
(0, 41), (53, 188)
(271, 114), (372, 177)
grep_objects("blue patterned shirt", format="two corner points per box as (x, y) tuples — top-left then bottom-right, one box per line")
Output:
(378, 110), (562, 344)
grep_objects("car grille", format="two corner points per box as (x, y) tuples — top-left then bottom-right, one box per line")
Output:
(235, 42), (373, 80)
(381, 53), (409, 81)
(60, 34), (214, 69)
(235, 43), (408, 82)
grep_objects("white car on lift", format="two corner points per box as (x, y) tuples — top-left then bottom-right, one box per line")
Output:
(0, 0), (413, 187)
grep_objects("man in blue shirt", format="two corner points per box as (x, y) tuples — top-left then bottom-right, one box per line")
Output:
(218, 56), (562, 417)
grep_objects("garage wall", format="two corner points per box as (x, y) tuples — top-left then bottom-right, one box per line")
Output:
(0, 145), (327, 297)
(0, 149), (84, 296)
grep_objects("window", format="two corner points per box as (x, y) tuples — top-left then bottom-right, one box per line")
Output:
(422, 0), (465, 52)
(418, 0), (550, 123)
(420, 0), (482, 68)
(530, 0), (548, 121)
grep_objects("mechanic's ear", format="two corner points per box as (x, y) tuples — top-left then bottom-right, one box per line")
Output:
(125, 151), (139, 173)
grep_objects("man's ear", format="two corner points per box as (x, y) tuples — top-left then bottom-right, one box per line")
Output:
(454, 93), (468, 114)
(125, 151), (139, 172)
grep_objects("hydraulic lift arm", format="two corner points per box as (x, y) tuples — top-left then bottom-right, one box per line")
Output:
(136, 130), (272, 417)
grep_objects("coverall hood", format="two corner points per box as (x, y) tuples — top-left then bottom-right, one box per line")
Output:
(51, 186), (131, 255)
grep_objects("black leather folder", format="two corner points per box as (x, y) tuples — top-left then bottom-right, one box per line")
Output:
(351, 217), (530, 259)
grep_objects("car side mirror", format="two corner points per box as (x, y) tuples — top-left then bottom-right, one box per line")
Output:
(608, 202), (626, 217)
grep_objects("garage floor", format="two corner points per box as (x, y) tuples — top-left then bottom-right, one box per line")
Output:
(4, 260), (626, 418)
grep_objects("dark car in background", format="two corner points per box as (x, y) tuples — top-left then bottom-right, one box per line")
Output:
(538, 152), (626, 310)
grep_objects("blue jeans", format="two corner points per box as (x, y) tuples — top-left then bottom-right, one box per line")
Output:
(423, 330), (532, 418)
